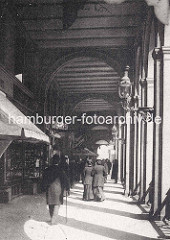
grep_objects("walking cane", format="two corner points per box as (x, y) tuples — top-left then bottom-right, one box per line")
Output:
(66, 191), (68, 224)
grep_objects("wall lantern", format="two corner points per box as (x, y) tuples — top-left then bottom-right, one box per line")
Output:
(118, 66), (133, 111)
(111, 125), (118, 139)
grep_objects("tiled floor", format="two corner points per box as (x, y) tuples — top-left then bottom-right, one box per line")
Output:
(0, 179), (166, 240)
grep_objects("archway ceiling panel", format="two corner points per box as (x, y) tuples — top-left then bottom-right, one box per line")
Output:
(53, 57), (120, 96)
(74, 98), (115, 112)
(14, 0), (145, 49)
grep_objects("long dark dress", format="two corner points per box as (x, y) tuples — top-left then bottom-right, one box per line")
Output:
(111, 160), (118, 182)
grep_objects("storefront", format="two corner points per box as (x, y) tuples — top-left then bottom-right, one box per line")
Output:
(0, 90), (50, 202)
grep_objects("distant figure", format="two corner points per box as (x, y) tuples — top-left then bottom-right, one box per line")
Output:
(69, 159), (76, 188)
(60, 155), (70, 195)
(103, 159), (108, 183)
(106, 159), (112, 175)
(83, 159), (94, 201)
(111, 159), (118, 183)
(41, 154), (70, 225)
(79, 158), (86, 184)
(92, 159), (107, 201)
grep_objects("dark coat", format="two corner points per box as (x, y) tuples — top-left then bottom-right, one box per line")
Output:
(111, 160), (118, 180)
(92, 164), (106, 187)
(83, 166), (94, 185)
(41, 164), (70, 205)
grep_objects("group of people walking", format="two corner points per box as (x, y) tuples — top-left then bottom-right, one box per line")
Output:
(41, 152), (116, 225)
(83, 158), (110, 202)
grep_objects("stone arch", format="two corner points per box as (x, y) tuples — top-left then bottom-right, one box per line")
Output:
(72, 97), (116, 115)
(38, 49), (122, 116)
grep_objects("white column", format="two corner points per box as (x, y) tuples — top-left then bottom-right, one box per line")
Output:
(146, 78), (154, 189)
(124, 111), (131, 195)
(162, 17), (170, 215)
(117, 124), (123, 182)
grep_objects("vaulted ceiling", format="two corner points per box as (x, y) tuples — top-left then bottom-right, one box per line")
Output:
(54, 57), (120, 95)
(12, 0), (146, 148)
(13, 0), (145, 49)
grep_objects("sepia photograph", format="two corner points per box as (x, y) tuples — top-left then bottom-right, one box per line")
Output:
(0, 0), (170, 239)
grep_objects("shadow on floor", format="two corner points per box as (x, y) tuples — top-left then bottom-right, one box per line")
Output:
(103, 189), (124, 195)
(65, 198), (150, 220)
(57, 215), (159, 240)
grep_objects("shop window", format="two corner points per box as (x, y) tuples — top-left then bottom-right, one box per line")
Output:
(6, 143), (22, 182)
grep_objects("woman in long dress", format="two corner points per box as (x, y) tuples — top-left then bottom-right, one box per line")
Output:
(83, 159), (94, 201)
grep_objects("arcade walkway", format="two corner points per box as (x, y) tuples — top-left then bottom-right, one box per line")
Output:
(0, 180), (166, 240)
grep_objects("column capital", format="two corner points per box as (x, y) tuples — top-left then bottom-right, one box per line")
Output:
(152, 47), (163, 60)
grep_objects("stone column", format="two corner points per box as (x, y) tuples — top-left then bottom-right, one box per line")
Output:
(122, 124), (126, 184)
(117, 124), (123, 182)
(138, 9), (153, 202)
(132, 45), (141, 194)
(124, 111), (131, 195)
(161, 12), (170, 217)
(139, 80), (147, 201)
(150, 20), (163, 216)
(146, 78), (154, 190)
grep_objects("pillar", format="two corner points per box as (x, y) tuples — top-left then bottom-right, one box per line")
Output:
(132, 45), (141, 194)
(150, 20), (163, 216)
(117, 124), (123, 182)
(138, 9), (153, 201)
(129, 113), (134, 194)
(161, 12), (170, 217)
(139, 80), (147, 201)
(124, 111), (131, 195)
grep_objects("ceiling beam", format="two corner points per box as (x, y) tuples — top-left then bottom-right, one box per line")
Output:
(55, 77), (120, 83)
(56, 78), (120, 83)
(29, 28), (136, 40)
(14, 0), (144, 6)
(64, 62), (108, 67)
(60, 87), (117, 90)
(58, 82), (118, 86)
(37, 37), (133, 48)
(63, 66), (113, 72)
(23, 15), (141, 31)
(63, 68), (114, 73)
(66, 90), (117, 94)
(57, 72), (119, 78)
(16, 2), (144, 19)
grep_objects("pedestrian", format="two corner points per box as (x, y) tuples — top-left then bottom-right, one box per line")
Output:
(41, 154), (70, 225)
(83, 159), (94, 201)
(60, 154), (71, 196)
(69, 159), (76, 188)
(92, 159), (107, 202)
(111, 159), (118, 183)
(103, 159), (108, 183)
(106, 158), (112, 175)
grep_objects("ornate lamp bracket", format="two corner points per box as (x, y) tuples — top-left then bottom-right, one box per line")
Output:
(137, 107), (155, 122)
